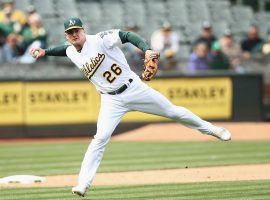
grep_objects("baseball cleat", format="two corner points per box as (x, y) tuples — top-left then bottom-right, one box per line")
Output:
(211, 128), (231, 141)
(72, 185), (87, 197)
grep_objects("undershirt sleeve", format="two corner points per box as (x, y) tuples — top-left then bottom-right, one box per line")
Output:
(119, 31), (151, 53)
(45, 45), (69, 56)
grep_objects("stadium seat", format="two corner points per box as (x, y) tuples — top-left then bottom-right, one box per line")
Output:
(179, 44), (191, 60)
(175, 29), (188, 44)
(185, 22), (202, 42)
(101, 0), (124, 27)
(253, 12), (270, 39)
(212, 21), (229, 37)
(166, 0), (189, 27)
(207, 0), (231, 8)
(76, 1), (104, 33)
(43, 18), (65, 46)
(188, 0), (211, 22)
(145, 0), (166, 18)
(142, 21), (161, 41)
(123, 1), (146, 28)
(232, 6), (254, 22)
(55, 0), (79, 20)
(167, 0), (187, 8)
(230, 20), (251, 37)
(32, 0), (56, 17)
(77, 1), (102, 22)
(13, 0), (31, 12)
(255, 12), (270, 22)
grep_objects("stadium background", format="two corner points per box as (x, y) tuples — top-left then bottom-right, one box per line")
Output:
(0, 0), (270, 136)
(1, 0), (270, 199)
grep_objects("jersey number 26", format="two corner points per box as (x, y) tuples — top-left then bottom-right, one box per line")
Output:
(103, 64), (122, 83)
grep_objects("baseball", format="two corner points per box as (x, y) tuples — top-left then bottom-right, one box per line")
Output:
(33, 50), (40, 58)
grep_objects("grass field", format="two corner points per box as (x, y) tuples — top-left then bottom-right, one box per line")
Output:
(0, 141), (270, 176)
(0, 140), (270, 199)
(1, 180), (270, 200)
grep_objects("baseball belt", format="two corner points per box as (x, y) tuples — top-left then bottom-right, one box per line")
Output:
(101, 79), (133, 95)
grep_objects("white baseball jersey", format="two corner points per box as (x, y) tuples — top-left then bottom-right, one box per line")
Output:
(66, 29), (139, 93)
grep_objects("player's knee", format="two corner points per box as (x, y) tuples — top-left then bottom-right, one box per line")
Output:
(165, 105), (186, 120)
(164, 105), (179, 119)
(93, 134), (110, 145)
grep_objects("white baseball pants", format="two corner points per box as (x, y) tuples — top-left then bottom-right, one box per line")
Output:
(77, 79), (221, 188)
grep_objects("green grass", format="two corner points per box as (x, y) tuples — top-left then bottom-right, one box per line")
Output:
(1, 180), (270, 200)
(0, 140), (270, 199)
(0, 141), (270, 176)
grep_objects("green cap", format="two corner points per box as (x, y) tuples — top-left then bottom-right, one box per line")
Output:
(212, 41), (221, 51)
(64, 17), (83, 32)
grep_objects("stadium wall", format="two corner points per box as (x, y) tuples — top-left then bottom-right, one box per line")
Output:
(0, 72), (263, 138)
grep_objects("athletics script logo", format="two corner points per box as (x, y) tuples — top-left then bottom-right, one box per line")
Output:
(80, 53), (105, 79)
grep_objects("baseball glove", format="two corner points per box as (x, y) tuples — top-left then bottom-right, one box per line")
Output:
(142, 50), (160, 81)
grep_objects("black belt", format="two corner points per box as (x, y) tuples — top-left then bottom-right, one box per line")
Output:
(102, 79), (133, 95)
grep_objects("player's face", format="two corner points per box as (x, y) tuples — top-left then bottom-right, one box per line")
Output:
(65, 28), (86, 46)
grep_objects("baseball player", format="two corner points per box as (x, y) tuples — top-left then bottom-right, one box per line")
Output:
(30, 17), (231, 197)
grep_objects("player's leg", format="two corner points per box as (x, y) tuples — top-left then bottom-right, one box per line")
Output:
(72, 95), (128, 196)
(126, 83), (230, 140)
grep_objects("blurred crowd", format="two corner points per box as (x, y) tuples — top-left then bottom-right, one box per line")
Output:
(124, 21), (270, 72)
(1, 0), (270, 73)
(0, 0), (47, 64)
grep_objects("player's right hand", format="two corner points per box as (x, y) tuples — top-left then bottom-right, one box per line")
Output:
(29, 47), (45, 59)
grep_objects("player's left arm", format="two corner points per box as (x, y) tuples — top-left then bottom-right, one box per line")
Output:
(119, 31), (151, 53)
(119, 31), (160, 81)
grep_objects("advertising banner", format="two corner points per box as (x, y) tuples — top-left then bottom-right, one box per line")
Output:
(123, 77), (232, 121)
(25, 81), (100, 125)
(0, 82), (24, 125)
(0, 78), (232, 126)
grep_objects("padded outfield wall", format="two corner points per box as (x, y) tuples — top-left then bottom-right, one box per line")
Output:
(0, 72), (263, 138)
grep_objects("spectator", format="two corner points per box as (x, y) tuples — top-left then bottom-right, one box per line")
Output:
(241, 25), (263, 60)
(121, 23), (144, 75)
(1, 9), (47, 64)
(0, 0), (27, 30)
(193, 21), (217, 50)
(151, 21), (180, 70)
(0, 0), (27, 63)
(220, 29), (242, 70)
(27, 5), (36, 16)
(0, 19), (13, 46)
(18, 12), (47, 64)
(209, 41), (230, 70)
(260, 34), (270, 62)
(1, 32), (23, 63)
(187, 42), (210, 71)
(22, 13), (47, 48)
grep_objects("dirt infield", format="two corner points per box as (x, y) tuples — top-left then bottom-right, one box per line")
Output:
(1, 122), (270, 144)
(0, 122), (270, 188)
(1, 164), (270, 188)
(112, 122), (270, 141)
